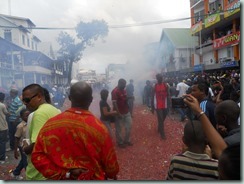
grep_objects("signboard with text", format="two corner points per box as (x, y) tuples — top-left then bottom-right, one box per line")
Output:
(194, 64), (204, 72)
(204, 13), (220, 28)
(213, 31), (240, 49)
(221, 61), (239, 68)
(191, 21), (203, 35)
(224, 0), (240, 18)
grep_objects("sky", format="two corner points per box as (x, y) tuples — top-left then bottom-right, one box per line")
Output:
(0, 0), (191, 75)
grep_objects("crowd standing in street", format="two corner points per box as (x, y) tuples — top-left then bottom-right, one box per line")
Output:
(0, 68), (240, 180)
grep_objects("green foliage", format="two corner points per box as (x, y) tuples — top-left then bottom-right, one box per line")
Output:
(57, 20), (109, 84)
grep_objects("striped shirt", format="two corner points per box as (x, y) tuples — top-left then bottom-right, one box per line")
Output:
(8, 96), (23, 122)
(167, 151), (219, 180)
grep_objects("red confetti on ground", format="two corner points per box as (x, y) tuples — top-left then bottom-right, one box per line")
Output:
(1, 95), (184, 180)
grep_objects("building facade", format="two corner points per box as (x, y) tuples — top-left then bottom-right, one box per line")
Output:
(190, 0), (240, 72)
(0, 14), (66, 90)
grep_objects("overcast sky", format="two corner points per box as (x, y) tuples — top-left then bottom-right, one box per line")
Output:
(0, 0), (191, 74)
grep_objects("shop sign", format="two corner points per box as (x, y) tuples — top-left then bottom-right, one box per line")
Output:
(204, 13), (220, 28)
(194, 64), (204, 72)
(221, 61), (238, 68)
(224, 0), (240, 18)
(191, 21), (203, 35)
(213, 31), (240, 49)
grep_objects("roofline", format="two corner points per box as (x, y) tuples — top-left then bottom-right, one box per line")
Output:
(0, 14), (36, 27)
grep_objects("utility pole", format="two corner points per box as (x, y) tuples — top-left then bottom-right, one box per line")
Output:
(8, 0), (12, 15)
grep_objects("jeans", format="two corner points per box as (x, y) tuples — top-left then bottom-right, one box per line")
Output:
(156, 109), (167, 138)
(177, 108), (187, 121)
(8, 121), (20, 150)
(0, 130), (8, 161)
(127, 98), (134, 116)
(101, 120), (112, 137)
(145, 96), (151, 108)
(115, 112), (132, 145)
(13, 146), (27, 175)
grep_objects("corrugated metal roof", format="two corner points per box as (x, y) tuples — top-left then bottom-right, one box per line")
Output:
(163, 28), (198, 48)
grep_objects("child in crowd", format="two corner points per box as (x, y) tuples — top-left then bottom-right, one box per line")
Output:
(10, 108), (30, 180)
(99, 89), (118, 136)
(167, 120), (219, 180)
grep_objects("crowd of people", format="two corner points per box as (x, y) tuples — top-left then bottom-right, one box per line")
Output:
(0, 68), (240, 180)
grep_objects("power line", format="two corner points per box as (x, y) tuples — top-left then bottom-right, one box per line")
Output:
(0, 8), (240, 30)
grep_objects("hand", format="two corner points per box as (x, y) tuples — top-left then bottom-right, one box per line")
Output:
(70, 168), (89, 180)
(217, 125), (228, 137)
(204, 145), (212, 158)
(183, 94), (202, 115)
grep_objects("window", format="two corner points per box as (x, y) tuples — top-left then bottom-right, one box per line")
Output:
(227, 47), (233, 58)
(22, 35), (25, 45)
(31, 40), (34, 49)
(4, 30), (12, 42)
(27, 38), (30, 47)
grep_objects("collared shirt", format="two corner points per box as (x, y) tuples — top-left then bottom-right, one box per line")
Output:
(167, 151), (219, 180)
(31, 107), (119, 180)
(15, 121), (27, 145)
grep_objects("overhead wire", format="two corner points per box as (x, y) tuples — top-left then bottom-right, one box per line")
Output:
(0, 7), (240, 30)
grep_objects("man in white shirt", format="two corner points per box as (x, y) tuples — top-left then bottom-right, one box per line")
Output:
(175, 79), (189, 122)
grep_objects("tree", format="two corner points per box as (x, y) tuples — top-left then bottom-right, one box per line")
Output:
(57, 20), (109, 85)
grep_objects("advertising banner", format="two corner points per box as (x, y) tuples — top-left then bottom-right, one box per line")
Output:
(213, 31), (240, 49)
(191, 21), (203, 35)
(224, 0), (240, 18)
(204, 13), (220, 28)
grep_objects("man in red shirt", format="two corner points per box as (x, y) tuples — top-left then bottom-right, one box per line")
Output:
(151, 73), (169, 139)
(31, 81), (119, 180)
(112, 78), (133, 148)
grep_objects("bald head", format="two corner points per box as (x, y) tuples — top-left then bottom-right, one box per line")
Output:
(69, 81), (93, 109)
(215, 100), (240, 128)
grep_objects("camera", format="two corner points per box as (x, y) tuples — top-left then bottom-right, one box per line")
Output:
(171, 97), (187, 108)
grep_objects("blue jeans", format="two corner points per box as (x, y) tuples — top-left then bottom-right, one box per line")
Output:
(115, 113), (132, 145)
(177, 108), (187, 121)
(8, 120), (20, 150)
(13, 146), (27, 175)
(0, 130), (8, 161)
(101, 120), (112, 137)
(127, 98), (134, 116)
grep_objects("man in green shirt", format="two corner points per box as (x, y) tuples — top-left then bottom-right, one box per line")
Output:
(22, 84), (60, 180)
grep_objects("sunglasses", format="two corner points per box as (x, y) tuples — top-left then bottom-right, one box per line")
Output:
(22, 93), (38, 104)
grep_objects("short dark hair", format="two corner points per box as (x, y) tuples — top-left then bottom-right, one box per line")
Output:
(0, 92), (5, 101)
(219, 143), (240, 180)
(100, 89), (109, 100)
(183, 120), (206, 147)
(23, 84), (44, 96)
(194, 82), (209, 96)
